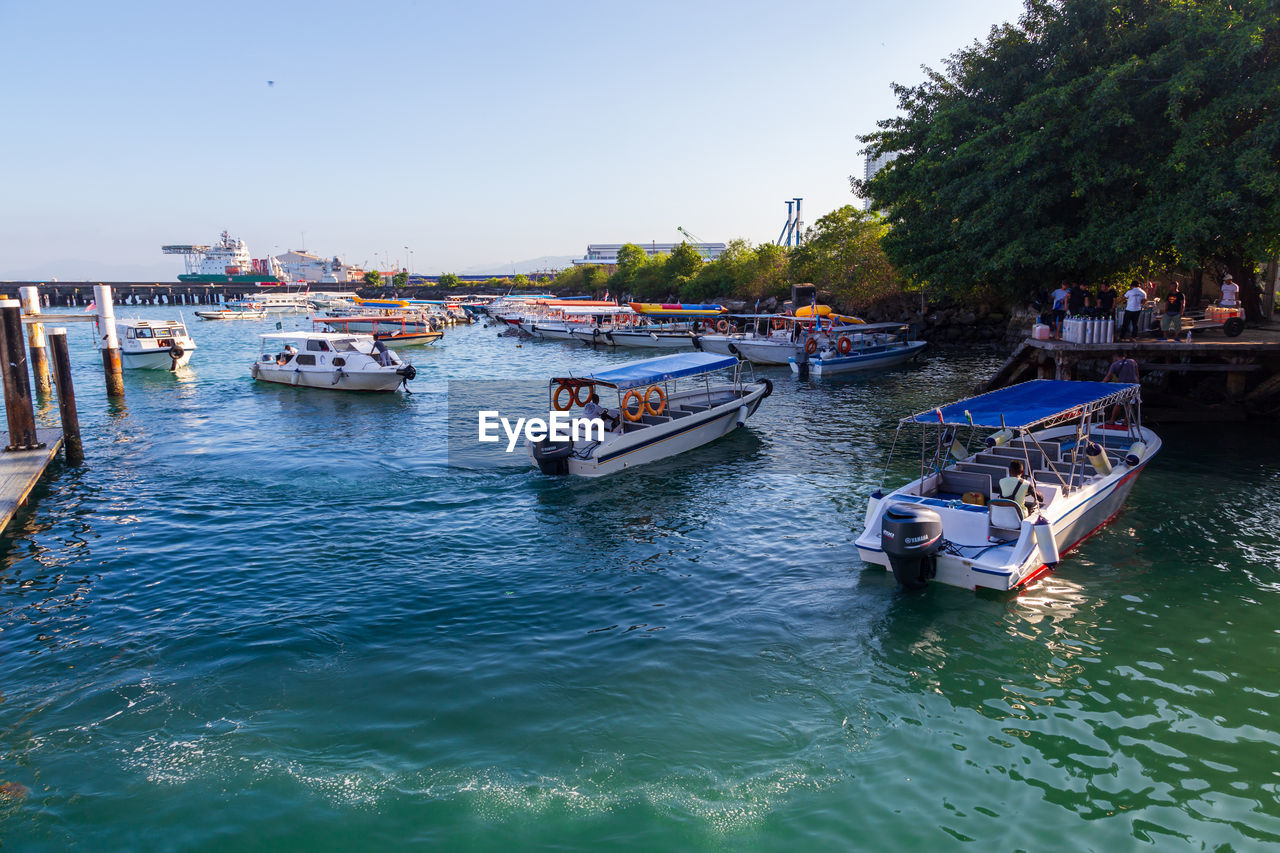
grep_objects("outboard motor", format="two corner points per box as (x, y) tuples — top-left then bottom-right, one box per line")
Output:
(880, 503), (943, 590)
(531, 437), (574, 475)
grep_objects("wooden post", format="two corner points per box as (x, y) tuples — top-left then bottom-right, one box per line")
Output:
(18, 286), (52, 396)
(94, 284), (125, 399)
(47, 328), (83, 465)
(0, 299), (42, 451)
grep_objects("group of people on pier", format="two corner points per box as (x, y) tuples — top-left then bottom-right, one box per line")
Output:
(1040, 274), (1239, 342)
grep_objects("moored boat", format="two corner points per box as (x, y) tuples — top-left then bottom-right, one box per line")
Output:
(855, 380), (1160, 591)
(529, 352), (772, 477)
(115, 318), (197, 370)
(316, 316), (443, 348)
(789, 323), (926, 375)
(194, 302), (267, 320)
(251, 331), (416, 392)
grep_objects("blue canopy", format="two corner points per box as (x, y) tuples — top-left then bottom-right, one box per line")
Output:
(909, 380), (1139, 428)
(563, 352), (737, 390)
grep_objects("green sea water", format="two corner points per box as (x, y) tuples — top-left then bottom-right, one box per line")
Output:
(1, 309), (1277, 850)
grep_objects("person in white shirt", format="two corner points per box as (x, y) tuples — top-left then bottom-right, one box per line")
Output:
(1049, 283), (1070, 338)
(1221, 273), (1239, 307)
(581, 393), (618, 431)
(1119, 282), (1148, 341)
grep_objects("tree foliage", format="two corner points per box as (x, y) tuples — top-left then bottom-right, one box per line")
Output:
(790, 206), (906, 305)
(437, 272), (461, 288)
(857, 0), (1280, 298)
(362, 270), (382, 288)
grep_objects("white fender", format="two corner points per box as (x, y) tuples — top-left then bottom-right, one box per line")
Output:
(1033, 516), (1060, 566)
(1125, 441), (1147, 466)
(986, 428), (1014, 448)
(1086, 441), (1112, 475)
(736, 404), (748, 426)
(864, 490), (883, 530)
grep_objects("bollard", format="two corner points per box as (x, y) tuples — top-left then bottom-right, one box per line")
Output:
(0, 300), (42, 451)
(94, 284), (125, 399)
(18, 286), (52, 396)
(47, 329), (83, 465)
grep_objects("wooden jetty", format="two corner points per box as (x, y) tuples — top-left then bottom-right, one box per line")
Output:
(984, 324), (1280, 420)
(0, 429), (64, 533)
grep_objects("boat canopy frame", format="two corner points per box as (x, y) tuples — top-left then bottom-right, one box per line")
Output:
(880, 380), (1145, 497)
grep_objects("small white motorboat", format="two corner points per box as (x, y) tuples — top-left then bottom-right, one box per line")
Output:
(529, 352), (772, 477)
(250, 331), (416, 392)
(195, 301), (267, 320)
(789, 323), (926, 376)
(116, 318), (197, 370)
(855, 380), (1160, 591)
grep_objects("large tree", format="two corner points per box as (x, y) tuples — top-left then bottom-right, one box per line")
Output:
(790, 205), (905, 306)
(857, 0), (1280, 300)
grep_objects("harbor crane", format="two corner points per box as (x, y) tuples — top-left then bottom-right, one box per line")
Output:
(676, 226), (714, 260)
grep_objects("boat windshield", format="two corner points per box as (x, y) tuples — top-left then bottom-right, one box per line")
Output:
(135, 328), (153, 338)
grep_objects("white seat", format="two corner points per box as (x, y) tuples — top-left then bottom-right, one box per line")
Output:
(988, 499), (1024, 531)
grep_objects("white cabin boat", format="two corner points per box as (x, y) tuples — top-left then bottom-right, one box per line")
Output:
(855, 380), (1159, 591)
(116, 318), (196, 370)
(529, 352), (772, 477)
(250, 331), (416, 392)
(788, 323), (926, 375)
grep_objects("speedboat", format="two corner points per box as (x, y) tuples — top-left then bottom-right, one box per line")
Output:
(315, 317), (442, 348)
(116, 318), (196, 370)
(789, 323), (926, 375)
(195, 301), (267, 320)
(855, 379), (1159, 591)
(251, 331), (416, 392)
(529, 352), (772, 477)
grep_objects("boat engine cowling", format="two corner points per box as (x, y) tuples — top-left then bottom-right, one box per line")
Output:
(880, 503), (942, 590)
(531, 437), (574, 475)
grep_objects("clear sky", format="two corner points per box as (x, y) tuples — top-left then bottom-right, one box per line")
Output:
(1, 0), (1028, 280)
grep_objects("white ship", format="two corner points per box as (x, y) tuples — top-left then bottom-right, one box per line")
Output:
(163, 231), (285, 283)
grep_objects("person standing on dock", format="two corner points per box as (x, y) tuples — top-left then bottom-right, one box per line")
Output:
(1221, 273), (1239, 308)
(1096, 281), (1117, 319)
(1103, 352), (1140, 421)
(1120, 282), (1147, 341)
(1161, 281), (1186, 341)
(1050, 281), (1070, 338)
(1067, 281), (1088, 316)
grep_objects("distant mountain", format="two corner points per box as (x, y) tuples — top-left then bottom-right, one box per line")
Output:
(457, 255), (578, 276)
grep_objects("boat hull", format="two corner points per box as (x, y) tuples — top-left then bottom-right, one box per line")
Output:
(599, 329), (695, 349)
(121, 348), (194, 370)
(194, 310), (266, 320)
(794, 341), (927, 375)
(251, 362), (405, 392)
(711, 336), (797, 365)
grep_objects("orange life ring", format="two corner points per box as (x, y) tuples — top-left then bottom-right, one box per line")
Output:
(622, 389), (645, 422)
(771, 318), (785, 330)
(573, 382), (591, 406)
(716, 319), (730, 333)
(805, 337), (818, 355)
(553, 382), (575, 411)
(643, 385), (666, 416)
(837, 336), (853, 354)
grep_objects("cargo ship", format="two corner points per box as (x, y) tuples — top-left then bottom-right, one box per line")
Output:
(162, 231), (285, 283)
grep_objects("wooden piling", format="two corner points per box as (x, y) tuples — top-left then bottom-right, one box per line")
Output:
(47, 328), (83, 465)
(94, 285), (125, 399)
(0, 300), (43, 451)
(18, 286), (52, 396)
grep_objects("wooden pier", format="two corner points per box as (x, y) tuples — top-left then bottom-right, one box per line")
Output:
(984, 325), (1280, 420)
(0, 429), (63, 533)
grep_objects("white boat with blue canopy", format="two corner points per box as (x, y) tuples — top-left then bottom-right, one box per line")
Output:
(788, 322), (926, 376)
(530, 352), (772, 477)
(855, 379), (1159, 591)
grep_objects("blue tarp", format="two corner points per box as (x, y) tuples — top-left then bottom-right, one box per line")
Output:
(565, 352), (737, 390)
(909, 379), (1138, 428)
